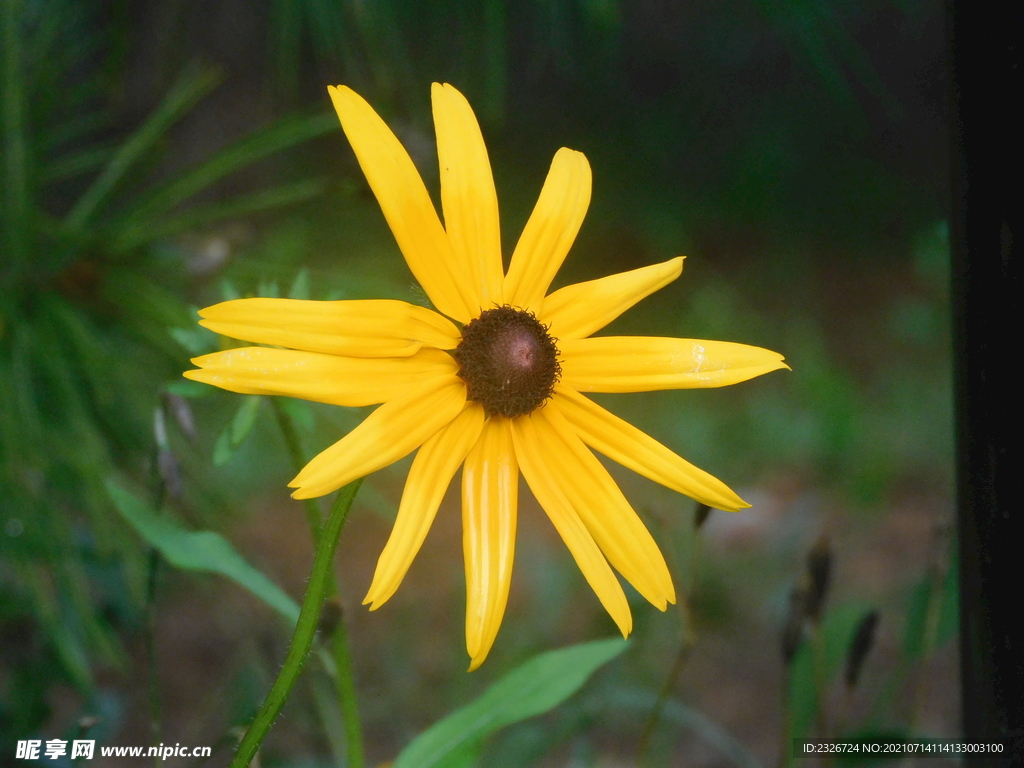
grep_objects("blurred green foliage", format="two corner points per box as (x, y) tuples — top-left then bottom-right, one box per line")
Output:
(107, 481), (300, 624)
(0, 0), (332, 748)
(393, 638), (628, 768)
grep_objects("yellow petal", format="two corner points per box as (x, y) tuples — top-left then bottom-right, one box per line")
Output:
(432, 83), (504, 311)
(503, 148), (591, 312)
(511, 413), (632, 637)
(560, 337), (789, 392)
(532, 404), (675, 609)
(185, 347), (457, 407)
(364, 404), (485, 609)
(462, 417), (518, 670)
(289, 376), (466, 499)
(552, 386), (749, 511)
(541, 257), (684, 341)
(198, 298), (460, 357)
(328, 85), (478, 323)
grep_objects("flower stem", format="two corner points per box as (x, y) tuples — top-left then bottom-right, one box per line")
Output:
(229, 478), (363, 768)
(271, 397), (365, 766)
(636, 504), (705, 766)
(332, 611), (365, 768)
(271, 398), (323, 534)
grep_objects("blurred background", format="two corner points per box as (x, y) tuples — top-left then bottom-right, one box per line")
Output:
(0, 0), (956, 766)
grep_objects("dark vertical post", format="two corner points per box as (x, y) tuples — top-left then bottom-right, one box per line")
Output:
(948, 0), (1022, 758)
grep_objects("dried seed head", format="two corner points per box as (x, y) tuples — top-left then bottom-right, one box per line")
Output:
(845, 609), (880, 687)
(805, 535), (832, 623)
(453, 306), (561, 418)
(694, 502), (713, 530)
(781, 586), (808, 665)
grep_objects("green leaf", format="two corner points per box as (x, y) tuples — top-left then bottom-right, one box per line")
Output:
(231, 395), (263, 446)
(42, 110), (110, 152)
(393, 638), (628, 768)
(221, 278), (241, 301)
(39, 143), (116, 183)
(281, 398), (315, 433)
(107, 481), (300, 623)
(787, 640), (817, 741)
(165, 379), (215, 398)
(2, 0), (30, 267)
(110, 178), (327, 253)
(169, 325), (219, 356)
(213, 426), (235, 467)
(64, 63), (222, 231)
(436, 742), (482, 768)
(289, 268), (311, 300)
(904, 545), (958, 660)
(25, 565), (94, 692)
(788, 602), (872, 739)
(116, 111), (337, 227)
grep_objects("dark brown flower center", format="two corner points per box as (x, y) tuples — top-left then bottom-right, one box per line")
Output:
(453, 306), (560, 418)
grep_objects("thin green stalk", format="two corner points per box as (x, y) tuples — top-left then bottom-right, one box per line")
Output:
(636, 508), (704, 766)
(271, 398), (323, 534)
(230, 478), (362, 768)
(636, 619), (696, 766)
(271, 397), (364, 767)
(332, 612), (364, 768)
(481, 0), (507, 125)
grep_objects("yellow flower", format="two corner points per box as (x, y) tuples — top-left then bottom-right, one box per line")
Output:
(185, 83), (787, 669)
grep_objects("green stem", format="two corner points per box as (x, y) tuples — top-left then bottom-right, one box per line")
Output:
(636, 622), (695, 766)
(333, 612), (365, 768)
(230, 478), (362, 768)
(636, 511), (703, 766)
(271, 397), (366, 767)
(271, 398), (323, 534)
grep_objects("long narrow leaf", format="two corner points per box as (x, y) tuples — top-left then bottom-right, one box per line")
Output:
(110, 178), (326, 253)
(2, 0), (30, 266)
(40, 144), (116, 183)
(270, 0), (303, 96)
(114, 112), (337, 228)
(42, 110), (110, 151)
(106, 480), (300, 624)
(393, 638), (628, 768)
(64, 63), (222, 231)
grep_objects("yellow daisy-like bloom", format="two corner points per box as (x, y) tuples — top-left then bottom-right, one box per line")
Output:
(186, 83), (787, 670)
